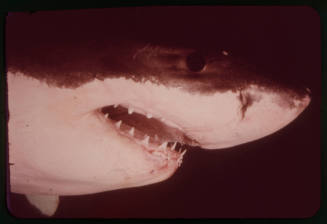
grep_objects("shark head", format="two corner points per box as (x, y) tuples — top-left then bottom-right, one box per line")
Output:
(6, 12), (311, 217)
(8, 43), (310, 198)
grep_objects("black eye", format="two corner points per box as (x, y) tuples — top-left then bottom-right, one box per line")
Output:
(186, 52), (206, 72)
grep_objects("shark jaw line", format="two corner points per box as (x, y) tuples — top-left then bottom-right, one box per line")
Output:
(98, 103), (190, 168)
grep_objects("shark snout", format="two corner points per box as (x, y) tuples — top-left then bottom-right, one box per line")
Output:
(190, 85), (311, 149)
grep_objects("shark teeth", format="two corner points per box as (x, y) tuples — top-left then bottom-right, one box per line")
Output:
(128, 127), (135, 136)
(102, 104), (183, 134)
(150, 146), (187, 167)
(141, 135), (150, 146)
(101, 104), (188, 166)
(128, 107), (134, 114)
(180, 149), (187, 157)
(171, 142), (177, 151)
(177, 149), (187, 167)
(115, 120), (122, 129)
(159, 141), (168, 150)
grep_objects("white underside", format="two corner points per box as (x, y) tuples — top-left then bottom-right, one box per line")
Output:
(8, 72), (310, 197)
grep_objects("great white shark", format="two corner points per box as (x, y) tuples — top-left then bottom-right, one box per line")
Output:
(7, 12), (311, 217)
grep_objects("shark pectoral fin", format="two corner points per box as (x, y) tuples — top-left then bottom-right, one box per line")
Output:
(25, 194), (59, 216)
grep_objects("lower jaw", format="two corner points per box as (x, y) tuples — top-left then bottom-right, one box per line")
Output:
(116, 128), (187, 168)
(96, 104), (190, 167)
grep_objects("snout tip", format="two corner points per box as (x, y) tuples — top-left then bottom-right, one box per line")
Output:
(296, 90), (311, 114)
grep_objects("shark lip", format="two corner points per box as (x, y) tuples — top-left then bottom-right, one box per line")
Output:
(99, 104), (191, 165)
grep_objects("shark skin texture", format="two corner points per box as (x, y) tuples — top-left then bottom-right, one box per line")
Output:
(6, 9), (314, 217)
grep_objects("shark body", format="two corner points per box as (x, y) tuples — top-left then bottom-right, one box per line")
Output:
(6, 11), (311, 217)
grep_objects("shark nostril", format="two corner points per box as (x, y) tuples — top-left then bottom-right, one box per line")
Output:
(186, 52), (206, 72)
(239, 91), (254, 119)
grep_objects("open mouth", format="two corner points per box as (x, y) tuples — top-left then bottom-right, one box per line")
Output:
(98, 104), (197, 167)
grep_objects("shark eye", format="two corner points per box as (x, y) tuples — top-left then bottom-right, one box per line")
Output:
(186, 52), (206, 72)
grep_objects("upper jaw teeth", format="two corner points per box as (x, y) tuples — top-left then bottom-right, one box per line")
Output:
(171, 142), (177, 151)
(111, 116), (185, 153)
(128, 127), (135, 136)
(109, 104), (179, 126)
(102, 104), (188, 164)
(109, 115), (180, 150)
(128, 107), (134, 114)
(142, 135), (150, 146)
(104, 104), (183, 134)
(115, 120), (122, 128)
(159, 141), (168, 150)
(111, 117), (187, 165)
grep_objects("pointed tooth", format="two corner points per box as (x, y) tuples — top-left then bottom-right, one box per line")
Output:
(177, 150), (186, 166)
(128, 127), (135, 136)
(113, 104), (118, 108)
(146, 113), (153, 119)
(154, 135), (159, 141)
(128, 107), (134, 114)
(115, 120), (122, 129)
(180, 149), (187, 157)
(159, 141), (168, 150)
(177, 157), (182, 167)
(104, 113), (109, 119)
(142, 135), (150, 146)
(171, 142), (177, 151)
